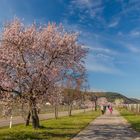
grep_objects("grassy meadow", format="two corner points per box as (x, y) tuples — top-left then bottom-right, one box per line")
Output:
(0, 111), (100, 140)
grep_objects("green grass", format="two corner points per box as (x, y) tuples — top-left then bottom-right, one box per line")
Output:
(0, 111), (100, 140)
(119, 108), (140, 132)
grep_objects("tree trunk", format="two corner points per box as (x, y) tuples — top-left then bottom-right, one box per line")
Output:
(29, 99), (40, 129)
(54, 104), (58, 119)
(68, 103), (72, 116)
(25, 111), (31, 126)
(95, 101), (97, 111)
(31, 106), (39, 129)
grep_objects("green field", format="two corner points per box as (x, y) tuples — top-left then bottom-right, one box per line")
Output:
(0, 111), (100, 140)
(119, 108), (140, 132)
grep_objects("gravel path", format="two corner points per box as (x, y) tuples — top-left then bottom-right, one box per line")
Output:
(72, 110), (140, 140)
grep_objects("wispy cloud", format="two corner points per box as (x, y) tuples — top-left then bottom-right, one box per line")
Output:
(70, 0), (103, 11)
(130, 30), (140, 37)
(117, 30), (140, 39)
(125, 44), (140, 53)
(108, 20), (119, 28)
(84, 45), (118, 56)
(116, 34), (140, 54)
(62, 19), (82, 33)
(85, 49), (122, 75)
(68, 0), (104, 23)
(86, 62), (120, 74)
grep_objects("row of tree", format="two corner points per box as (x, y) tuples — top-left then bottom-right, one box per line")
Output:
(0, 18), (88, 129)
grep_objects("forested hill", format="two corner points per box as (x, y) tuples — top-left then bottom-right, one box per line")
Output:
(89, 92), (140, 104)
(63, 89), (140, 104)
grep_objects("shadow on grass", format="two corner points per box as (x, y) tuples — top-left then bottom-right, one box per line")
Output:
(120, 114), (135, 117)
(38, 125), (47, 129)
(130, 123), (140, 131)
(4, 132), (76, 140)
(0, 122), (91, 140)
(0, 111), (100, 140)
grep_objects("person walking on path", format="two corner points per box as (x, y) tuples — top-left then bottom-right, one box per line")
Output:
(100, 105), (107, 115)
(100, 105), (104, 114)
(108, 105), (113, 115)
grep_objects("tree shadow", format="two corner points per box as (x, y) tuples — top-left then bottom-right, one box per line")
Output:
(1, 129), (78, 140)
(74, 123), (140, 140)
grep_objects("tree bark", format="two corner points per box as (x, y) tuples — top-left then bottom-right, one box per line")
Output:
(29, 98), (40, 129)
(68, 103), (72, 116)
(54, 104), (58, 119)
(31, 106), (39, 129)
(25, 111), (31, 126)
(95, 100), (97, 111)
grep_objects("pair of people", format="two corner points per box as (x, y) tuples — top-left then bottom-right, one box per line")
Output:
(101, 105), (113, 115)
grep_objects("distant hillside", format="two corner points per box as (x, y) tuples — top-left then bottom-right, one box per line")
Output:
(129, 98), (140, 103)
(89, 92), (140, 104)
(63, 89), (140, 104)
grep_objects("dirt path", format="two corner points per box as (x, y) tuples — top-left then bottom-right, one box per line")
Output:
(72, 110), (140, 140)
(0, 108), (91, 127)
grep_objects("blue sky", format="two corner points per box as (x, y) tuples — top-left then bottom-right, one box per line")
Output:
(0, 0), (140, 98)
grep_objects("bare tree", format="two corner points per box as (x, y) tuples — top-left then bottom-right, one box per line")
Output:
(63, 71), (86, 116)
(90, 94), (98, 111)
(47, 85), (63, 119)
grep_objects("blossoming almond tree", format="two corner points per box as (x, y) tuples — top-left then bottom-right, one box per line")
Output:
(0, 19), (87, 129)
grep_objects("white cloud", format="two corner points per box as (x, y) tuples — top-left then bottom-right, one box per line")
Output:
(62, 19), (82, 33)
(118, 40), (140, 54)
(118, 0), (140, 17)
(86, 62), (115, 73)
(83, 45), (118, 56)
(85, 61), (122, 74)
(68, 0), (104, 21)
(125, 44), (140, 53)
(108, 20), (119, 28)
(81, 43), (123, 74)
(71, 0), (102, 9)
(85, 51), (122, 75)
(130, 30), (140, 37)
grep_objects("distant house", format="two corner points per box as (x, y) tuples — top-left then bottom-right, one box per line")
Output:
(46, 102), (51, 105)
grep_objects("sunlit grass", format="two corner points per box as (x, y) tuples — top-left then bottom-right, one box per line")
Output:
(119, 108), (140, 132)
(0, 111), (100, 140)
